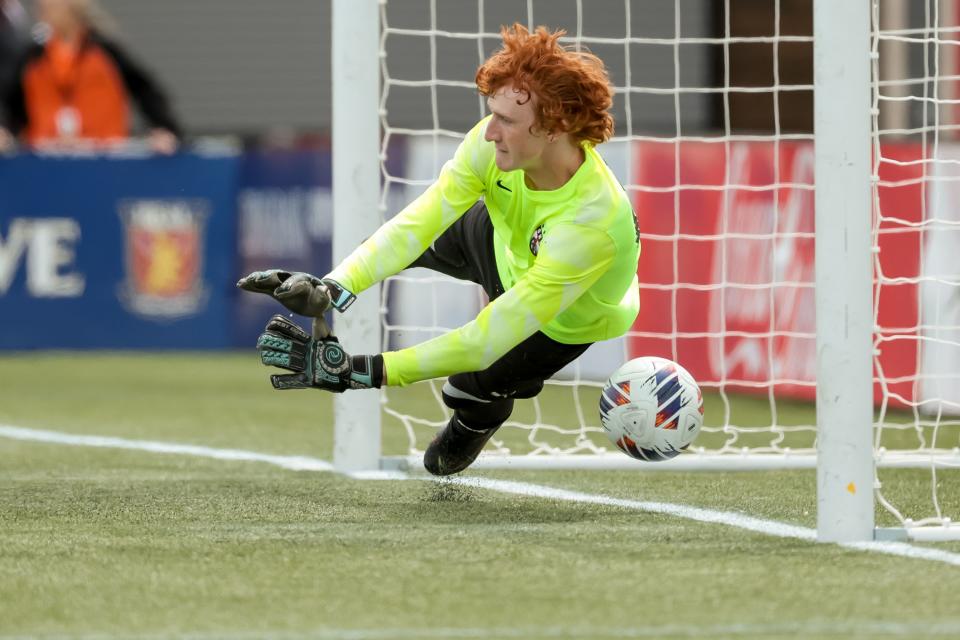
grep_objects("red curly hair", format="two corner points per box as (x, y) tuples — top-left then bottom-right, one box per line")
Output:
(476, 23), (615, 145)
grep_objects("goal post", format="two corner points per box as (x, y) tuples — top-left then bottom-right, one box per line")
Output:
(331, 0), (960, 542)
(812, 0), (875, 542)
(331, 0), (381, 473)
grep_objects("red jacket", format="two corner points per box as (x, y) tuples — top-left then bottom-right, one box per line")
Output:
(2, 29), (181, 144)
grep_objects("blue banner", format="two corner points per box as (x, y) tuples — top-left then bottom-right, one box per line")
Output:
(233, 148), (333, 347)
(0, 152), (240, 349)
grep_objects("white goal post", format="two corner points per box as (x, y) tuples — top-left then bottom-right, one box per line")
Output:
(331, 0), (381, 472)
(331, 0), (960, 542)
(812, 0), (874, 541)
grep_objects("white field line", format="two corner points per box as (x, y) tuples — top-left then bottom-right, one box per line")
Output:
(0, 425), (334, 472)
(442, 476), (960, 567)
(3, 424), (960, 568)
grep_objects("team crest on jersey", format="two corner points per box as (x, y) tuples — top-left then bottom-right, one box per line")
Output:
(118, 199), (209, 319)
(529, 224), (544, 256)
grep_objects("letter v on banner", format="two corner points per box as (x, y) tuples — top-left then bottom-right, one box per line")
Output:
(0, 219), (31, 295)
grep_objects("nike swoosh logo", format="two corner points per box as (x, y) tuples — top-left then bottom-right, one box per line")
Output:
(496, 179), (512, 192)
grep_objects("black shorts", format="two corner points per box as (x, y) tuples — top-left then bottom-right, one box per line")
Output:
(409, 201), (591, 400)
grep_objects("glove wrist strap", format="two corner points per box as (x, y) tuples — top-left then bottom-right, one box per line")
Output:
(350, 354), (384, 389)
(321, 278), (356, 312)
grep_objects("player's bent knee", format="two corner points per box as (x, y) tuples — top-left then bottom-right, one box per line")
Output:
(442, 378), (488, 410)
(442, 378), (511, 425)
(442, 375), (545, 407)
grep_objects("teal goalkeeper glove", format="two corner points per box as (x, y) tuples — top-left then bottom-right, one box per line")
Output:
(256, 315), (383, 392)
(237, 270), (356, 317)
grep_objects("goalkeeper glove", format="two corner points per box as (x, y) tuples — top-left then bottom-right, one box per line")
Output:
(236, 269), (356, 317)
(256, 314), (383, 392)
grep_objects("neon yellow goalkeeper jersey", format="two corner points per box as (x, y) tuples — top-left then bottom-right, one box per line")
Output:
(326, 116), (640, 386)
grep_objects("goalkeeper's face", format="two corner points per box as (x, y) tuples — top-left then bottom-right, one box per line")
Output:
(484, 85), (550, 174)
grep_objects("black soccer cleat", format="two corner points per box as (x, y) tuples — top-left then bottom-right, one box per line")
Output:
(423, 417), (499, 476)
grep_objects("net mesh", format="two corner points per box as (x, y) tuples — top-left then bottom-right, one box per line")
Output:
(871, 0), (960, 529)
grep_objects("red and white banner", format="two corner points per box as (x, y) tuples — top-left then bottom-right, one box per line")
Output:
(922, 146), (960, 414)
(628, 140), (927, 409)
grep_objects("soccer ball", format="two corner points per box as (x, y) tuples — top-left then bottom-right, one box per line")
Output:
(599, 356), (704, 461)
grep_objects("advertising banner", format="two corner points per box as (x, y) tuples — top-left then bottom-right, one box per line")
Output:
(629, 141), (925, 408)
(0, 152), (240, 349)
(233, 148), (334, 347)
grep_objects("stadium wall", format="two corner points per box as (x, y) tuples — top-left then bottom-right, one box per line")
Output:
(93, 0), (713, 137)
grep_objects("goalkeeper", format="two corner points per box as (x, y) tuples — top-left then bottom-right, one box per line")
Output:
(239, 23), (640, 476)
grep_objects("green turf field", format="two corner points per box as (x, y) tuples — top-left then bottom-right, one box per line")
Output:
(1, 353), (959, 639)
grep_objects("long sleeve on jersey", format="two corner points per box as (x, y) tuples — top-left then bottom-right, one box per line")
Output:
(326, 123), (488, 294)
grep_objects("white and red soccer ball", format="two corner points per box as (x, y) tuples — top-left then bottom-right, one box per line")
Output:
(599, 356), (704, 461)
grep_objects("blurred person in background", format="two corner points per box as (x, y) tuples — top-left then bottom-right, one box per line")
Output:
(0, 0), (29, 149)
(0, 0), (27, 152)
(0, 0), (181, 153)
(0, 0), (29, 97)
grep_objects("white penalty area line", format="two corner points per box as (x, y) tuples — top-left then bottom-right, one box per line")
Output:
(3, 424), (960, 568)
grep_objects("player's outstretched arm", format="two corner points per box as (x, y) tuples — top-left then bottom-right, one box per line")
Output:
(255, 315), (383, 392)
(237, 270), (356, 319)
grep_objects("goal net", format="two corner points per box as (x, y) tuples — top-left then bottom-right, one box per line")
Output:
(367, 0), (959, 538)
(871, 0), (960, 537)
